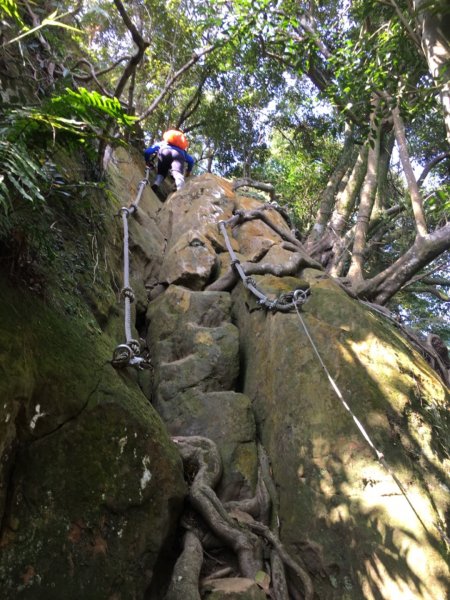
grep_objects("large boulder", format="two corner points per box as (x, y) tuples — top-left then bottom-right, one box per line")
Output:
(0, 170), (186, 599)
(232, 268), (449, 599)
(151, 173), (449, 599)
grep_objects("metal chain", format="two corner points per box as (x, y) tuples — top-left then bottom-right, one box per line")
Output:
(218, 217), (309, 312)
(112, 167), (152, 370)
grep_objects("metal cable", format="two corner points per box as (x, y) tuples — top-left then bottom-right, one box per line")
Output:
(218, 218), (308, 311)
(292, 292), (431, 538)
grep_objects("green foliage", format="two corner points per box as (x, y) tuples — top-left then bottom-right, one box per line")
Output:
(391, 286), (450, 344)
(0, 141), (46, 212)
(51, 87), (137, 129)
(262, 128), (341, 229)
(424, 185), (450, 227)
(0, 0), (25, 27)
(1, 1), (80, 46)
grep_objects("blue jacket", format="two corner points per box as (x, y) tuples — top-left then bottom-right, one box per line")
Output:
(144, 141), (195, 174)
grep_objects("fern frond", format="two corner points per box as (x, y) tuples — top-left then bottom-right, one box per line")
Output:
(0, 141), (46, 210)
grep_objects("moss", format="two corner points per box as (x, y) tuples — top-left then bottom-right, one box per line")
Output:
(0, 272), (186, 600)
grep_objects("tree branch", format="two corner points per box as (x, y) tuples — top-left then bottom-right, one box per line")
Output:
(417, 151), (450, 187)
(71, 56), (131, 84)
(232, 178), (276, 200)
(136, 46), (215, 124)
(176, 73), (208, 129)
(355, 222), (450, 304)
(390, 102), (428, 237)
(384, 0), (422, 49)
(112, 0), (150, 99)
(402, 285), (449, 301)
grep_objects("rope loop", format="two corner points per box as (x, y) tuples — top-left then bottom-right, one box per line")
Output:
(127, 338), (141, 354)
(111, 344), (133, 369)
(293, 288), (310, 305)
(231, 258), (241, 266)
(111, 342), (152, 370)
(121, 287), (135, 302)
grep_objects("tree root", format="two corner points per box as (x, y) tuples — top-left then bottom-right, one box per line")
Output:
(248, 520), (314, 600)
(165, 531), (203, 600)
(168, 437), (318, 599)
(207, 252), (319, 293)
(172, 436), (263, 578)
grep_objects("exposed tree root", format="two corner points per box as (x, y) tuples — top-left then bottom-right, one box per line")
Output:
(172, 436), (263, 578)
(247, 521), (314, 600)
(206, 253), (318, 293)
(165, 531), (203, 600)
(168, 436), (318, 599)
(232, 178), (276, 200)
(227, 207), (306, 252)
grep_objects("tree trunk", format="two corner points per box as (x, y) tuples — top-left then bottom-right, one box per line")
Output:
(347, 102), (381, 281)
(371, 129), (394, 218)
(391, 103), (428, 237)
(308, 124), (356, 241)
(354, 222), (450, 304)
(413, 0), (450, 143)
(330, 142), (369, 238)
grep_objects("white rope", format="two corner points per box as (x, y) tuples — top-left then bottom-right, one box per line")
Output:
(121, 207), (133, 343)
(112, 167), (151, 369)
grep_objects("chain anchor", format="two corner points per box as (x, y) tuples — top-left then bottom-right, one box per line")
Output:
(111, 340), (152, 371)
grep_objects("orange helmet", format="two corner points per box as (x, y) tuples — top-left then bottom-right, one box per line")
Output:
(163, 129), (189, 150)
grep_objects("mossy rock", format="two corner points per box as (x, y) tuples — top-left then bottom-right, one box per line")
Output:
(0, 276), (186, 599)
(232, 275), (450, 599)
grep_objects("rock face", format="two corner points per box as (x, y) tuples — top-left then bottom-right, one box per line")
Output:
(0, 149), (449, 599)
(0, 151), (186, 600)
(142, 169), (449, 599)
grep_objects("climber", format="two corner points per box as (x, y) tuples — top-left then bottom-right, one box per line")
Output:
(144, 129), (195, 197)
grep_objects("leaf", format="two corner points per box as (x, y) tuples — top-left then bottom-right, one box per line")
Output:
(255, 570), (271, 592)
(5, 8), (81, 46)
(0, 0), (27, 28)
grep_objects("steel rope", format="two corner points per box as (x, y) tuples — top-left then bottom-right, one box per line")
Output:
(292, 292), (432, 538)
(219, 211), (435, 541)
(218, 218), (308, 311)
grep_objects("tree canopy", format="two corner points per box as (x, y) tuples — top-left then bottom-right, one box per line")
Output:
(0, 0), (449, 340)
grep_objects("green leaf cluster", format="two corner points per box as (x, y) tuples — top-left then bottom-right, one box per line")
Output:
(0, 0), (25, 28)
(0, 140), (46, 212)
(51, 87), (137, 129)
